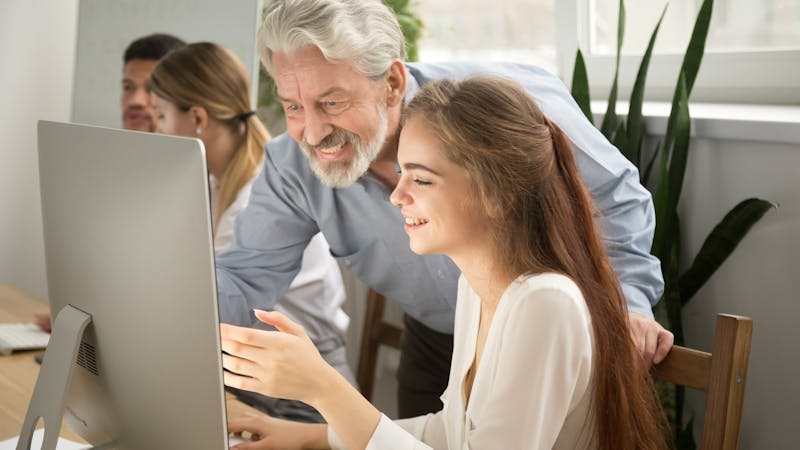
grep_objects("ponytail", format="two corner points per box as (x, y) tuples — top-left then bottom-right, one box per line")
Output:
(546, 116), (670, 449)
(147, 42), (270, 231)
(214, 114), (268, 229)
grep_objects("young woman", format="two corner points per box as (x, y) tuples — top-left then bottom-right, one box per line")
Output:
(148, 42), (352, 424)
(220, 77), (668, 449)
(148, 42), (268, 252)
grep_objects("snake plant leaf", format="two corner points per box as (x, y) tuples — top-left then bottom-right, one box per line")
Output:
(664, 0), (713, 141)
(665, 214), (684, 345)
(614, 121), (629, 161)
(676, 415), (698, 450)
(652, 161), (670, 260)
(601, 81), (619, 140)
(600, 0), (626, 139)
(627, 4), (667, 168)
(616, 0), (625, 59)
(680, 198), (777, 304)
(681, 0), (714, 96)
(571, 49), (594, 123)
(614, 121), (630, 160)
(665, 75), (692, 224)
(652, 72), (688, 260)
(642, 140), (661, 186)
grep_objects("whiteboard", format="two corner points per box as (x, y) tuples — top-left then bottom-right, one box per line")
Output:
(71, 0), (262, 128)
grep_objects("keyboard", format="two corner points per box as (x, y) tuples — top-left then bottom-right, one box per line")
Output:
(0, 323), (50, 356)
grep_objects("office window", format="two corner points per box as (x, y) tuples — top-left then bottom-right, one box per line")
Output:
(416, 0), (558, 75)
(557, 0), (800, 104)
(591, 0), (800, 55)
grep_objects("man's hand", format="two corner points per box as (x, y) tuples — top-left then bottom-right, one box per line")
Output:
(34, 312), (52, 333)
(628, 311), (674, 368)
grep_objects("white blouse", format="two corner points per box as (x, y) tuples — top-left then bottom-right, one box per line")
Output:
(331, 273), (596, 449)
(209, 169), (259, 254)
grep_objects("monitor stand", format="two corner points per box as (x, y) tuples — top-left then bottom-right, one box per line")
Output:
(17, 305), (91, 450)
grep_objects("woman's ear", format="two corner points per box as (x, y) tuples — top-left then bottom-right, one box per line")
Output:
(189, 105), (209, 134)
(384, 59), (407, 107)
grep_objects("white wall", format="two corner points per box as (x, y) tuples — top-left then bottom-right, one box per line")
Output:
(0, 0), (79, 300)
(678, 135), (800, 449)
(635, 108), (800, 448)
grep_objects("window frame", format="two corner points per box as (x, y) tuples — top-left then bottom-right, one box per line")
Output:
(555, 0), (800, 105)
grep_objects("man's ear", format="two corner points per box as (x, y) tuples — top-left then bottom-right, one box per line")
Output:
(384, 59), (407, 107)
(189, 105), (209, 132)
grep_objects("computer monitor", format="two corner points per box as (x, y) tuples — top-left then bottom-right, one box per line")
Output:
(28, 120), (231, 448)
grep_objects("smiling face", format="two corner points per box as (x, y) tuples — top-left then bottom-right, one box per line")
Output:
(120, 58), (158, 132)
(390, 116), (492, 258)
(272, 46), (393, 187)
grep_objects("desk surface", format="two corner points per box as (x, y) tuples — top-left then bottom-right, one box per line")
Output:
(0, 284), (259, 442)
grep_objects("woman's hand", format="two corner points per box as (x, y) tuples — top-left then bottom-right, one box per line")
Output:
(219, 309), (335, 406)
(227, 412), (328, 450)
(222, 310), (383, 450)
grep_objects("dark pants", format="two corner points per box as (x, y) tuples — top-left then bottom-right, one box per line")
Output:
(396, 314), (455, 418)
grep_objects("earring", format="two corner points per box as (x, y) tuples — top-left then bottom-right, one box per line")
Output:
(195, 127), (201, 136)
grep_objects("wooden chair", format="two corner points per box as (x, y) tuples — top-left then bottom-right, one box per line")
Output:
(356, 288), (404, 401)
(652, 314), (753, 450)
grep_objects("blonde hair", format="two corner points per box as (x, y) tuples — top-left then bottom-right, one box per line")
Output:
(148, 42), (269, 229)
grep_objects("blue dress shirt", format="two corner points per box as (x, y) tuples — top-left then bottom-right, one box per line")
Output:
(215, 61), (663, 336)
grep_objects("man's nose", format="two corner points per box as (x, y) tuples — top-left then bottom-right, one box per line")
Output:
(131, 87), (150, 106)
(303, 109), (334, 146)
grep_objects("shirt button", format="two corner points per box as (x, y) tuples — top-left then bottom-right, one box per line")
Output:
(438, 269), (445, 280)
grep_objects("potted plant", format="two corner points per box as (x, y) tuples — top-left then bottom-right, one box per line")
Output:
(570, 0), (775, 446)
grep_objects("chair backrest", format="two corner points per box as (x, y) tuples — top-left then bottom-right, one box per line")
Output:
(652, 314), (753, 450)
(356, 289), (403, 401)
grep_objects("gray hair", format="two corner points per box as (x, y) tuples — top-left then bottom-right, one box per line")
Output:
(258, 0), (406, 80)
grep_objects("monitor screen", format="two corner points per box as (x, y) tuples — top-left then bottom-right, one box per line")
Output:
(36, 120), (231, 449)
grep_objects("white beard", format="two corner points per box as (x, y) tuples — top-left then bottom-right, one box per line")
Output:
(301, 105), (388, 188)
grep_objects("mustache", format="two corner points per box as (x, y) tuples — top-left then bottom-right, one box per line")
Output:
(124, 105), (151, 115)
(302, 129), (360, 151)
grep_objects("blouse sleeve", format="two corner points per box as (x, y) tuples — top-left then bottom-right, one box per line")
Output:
(328, 412), (447, 450)
(466, 286), (593, 449)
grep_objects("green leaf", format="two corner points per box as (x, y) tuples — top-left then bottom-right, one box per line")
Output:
(600, 0), (625, 139)
(665, 216), (684, 345)
(571, 49), (594, 123)
(617, 0), (626, 62)
(652, 72), (688, 260)
(627, 4), (667, 168)
(600, 82), (619, 140)
(651, 162), (670, 261)
(665, 74), (692, 224)
(614, 121), (630, 162)
(676, 415), (697, 450)
(680, 198), (776, 303)
(642, 140), (660, 185)
(663, 0), (713, 142)
(681, 0), (714, 96)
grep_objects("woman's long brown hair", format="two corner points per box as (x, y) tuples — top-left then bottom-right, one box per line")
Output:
(148, 42), (269, 230)
(405, 77), (668, 449)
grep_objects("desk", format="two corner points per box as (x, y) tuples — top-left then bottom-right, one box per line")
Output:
(0, 284), (259, 442)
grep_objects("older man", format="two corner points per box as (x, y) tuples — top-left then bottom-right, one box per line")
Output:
(216, 0), (673, 418)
